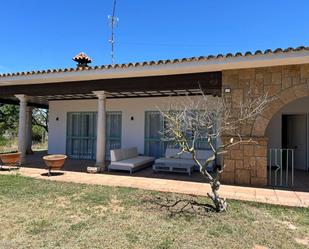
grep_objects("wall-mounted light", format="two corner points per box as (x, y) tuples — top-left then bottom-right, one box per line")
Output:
(224, 88), (231, 93)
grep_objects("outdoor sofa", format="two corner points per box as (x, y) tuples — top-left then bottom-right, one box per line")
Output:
(154, 148), (214, 174)
(108, 147), (155, 174)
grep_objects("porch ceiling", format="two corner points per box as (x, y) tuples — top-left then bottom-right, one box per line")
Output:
(0, 71), (222, 108)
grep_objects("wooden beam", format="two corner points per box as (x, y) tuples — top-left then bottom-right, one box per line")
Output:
(0, 72), (222, 97)
(0, 98), (49, 109)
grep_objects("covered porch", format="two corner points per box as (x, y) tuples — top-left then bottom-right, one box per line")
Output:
(0, 70), (221, 176)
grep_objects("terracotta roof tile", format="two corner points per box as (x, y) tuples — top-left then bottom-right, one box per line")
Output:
(1, 46), (309, 78)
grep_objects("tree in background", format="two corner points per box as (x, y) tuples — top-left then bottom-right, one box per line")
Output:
(32, 108), (48, 144)
(32, 108), (48, 132)
(0, 104), (19, 143)
(0, 104), (48, 146)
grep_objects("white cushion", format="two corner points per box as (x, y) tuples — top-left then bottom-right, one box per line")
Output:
(165, 149), (212, 161)
(110, 148), (123, 162)
(155, 157), (194, 165)
(156, 156), (214, 167)
(123, 147), (138, 159)
(110, 147), (139, 162)
(111, 156), (154, 168)
(165, 148), (181, 158)
(195, 150), (213, 160)
(179, 152), (192, 159)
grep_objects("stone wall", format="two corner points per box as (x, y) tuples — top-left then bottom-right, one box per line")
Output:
(220, 137), (268, 186)
(220, 64), (309, 186)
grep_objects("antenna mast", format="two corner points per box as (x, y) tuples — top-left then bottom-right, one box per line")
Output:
(108, 0), (118, 64)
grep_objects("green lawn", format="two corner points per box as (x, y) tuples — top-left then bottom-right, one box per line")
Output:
(0, 174), (308, 249)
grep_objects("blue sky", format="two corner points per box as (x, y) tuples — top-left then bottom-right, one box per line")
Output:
(1, 0), (309, 73)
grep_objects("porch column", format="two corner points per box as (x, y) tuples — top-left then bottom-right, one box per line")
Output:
(93, 91), (106, 167)
(15, 94), (28, 164)
(26, 106), (33, 154)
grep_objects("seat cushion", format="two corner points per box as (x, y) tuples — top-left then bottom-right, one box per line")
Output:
(165, 148), (181, 158)
(110, 147), (139, 162)
(155, 157), (194, 165)
(110, 156), (154, 168)
(179, 152), (192, 159)
(165, 149), (213, 161)
(122, 147), (138, 160)
(195, 150), (213, 160)
(155, 157), (214, 167)
(110, 148), (123, 162)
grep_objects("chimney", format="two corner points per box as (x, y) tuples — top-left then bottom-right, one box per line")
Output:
(73, 52), (92, 68)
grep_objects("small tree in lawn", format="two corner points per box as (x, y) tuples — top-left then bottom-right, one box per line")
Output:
(159, 91), (273, 212)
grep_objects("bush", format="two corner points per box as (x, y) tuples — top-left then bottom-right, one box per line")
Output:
(32, 125), (47, 143)
(0, 136), (9, 146)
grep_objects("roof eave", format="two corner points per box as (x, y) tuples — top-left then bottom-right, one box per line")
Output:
(1, 50), (309, 86)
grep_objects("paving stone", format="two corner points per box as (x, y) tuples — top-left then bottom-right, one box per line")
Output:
(1, 165), (308, 208)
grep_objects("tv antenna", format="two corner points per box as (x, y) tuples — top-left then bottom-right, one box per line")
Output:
(108, 0), (118, 64)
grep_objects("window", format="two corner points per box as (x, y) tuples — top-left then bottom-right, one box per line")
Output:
(66, 111), (122, 160)
(144, 111), (213, 158)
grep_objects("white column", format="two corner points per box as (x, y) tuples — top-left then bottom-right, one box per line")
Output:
(15, 94), (28, 164)
(26, 106), (33, 154)
(93, 91), (106, 167)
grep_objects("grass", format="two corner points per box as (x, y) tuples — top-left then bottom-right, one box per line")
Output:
(0, 137), (18, 153)
(0, 139), (47, 153)
(0, 174), (308, 249)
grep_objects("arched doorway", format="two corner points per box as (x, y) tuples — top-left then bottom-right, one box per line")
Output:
(266, 95), (309, 189)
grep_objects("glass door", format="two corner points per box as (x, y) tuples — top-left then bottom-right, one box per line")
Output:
(67, 111), (122, 160)
(66, 112), (97, 160)
(105, 111), (122, 160)
(144, 111), (165, 158)
(144, 111), (213, 159)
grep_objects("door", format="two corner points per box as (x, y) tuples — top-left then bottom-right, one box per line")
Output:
(67, 111), (122, 160)
(67, 112), (97, 160)
(282, 114), (307, 170)
(144, 111), (165, 158)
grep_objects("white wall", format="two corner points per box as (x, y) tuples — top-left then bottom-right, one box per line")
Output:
(48, 96), (216, 155)
(266, 96), (309, 149)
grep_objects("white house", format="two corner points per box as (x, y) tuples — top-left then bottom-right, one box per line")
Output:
(1, 47), (309, 187)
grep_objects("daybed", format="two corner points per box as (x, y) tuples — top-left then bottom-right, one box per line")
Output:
(154, 148), (214, 173)
(108, 147), (155, 174)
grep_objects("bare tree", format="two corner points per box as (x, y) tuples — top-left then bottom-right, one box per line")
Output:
(158, 91), (273, 212)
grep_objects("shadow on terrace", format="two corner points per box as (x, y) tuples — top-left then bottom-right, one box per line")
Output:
(23, 150), (207, 183)
(22, 150), (309, 192)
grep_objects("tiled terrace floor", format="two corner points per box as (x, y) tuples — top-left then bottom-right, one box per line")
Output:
(23, 151), (207, 183)
(0, 166), (308, 208)
(0, 151), (308, 208)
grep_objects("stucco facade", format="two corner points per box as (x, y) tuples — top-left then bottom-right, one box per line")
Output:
(48, 96), (216, 156)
